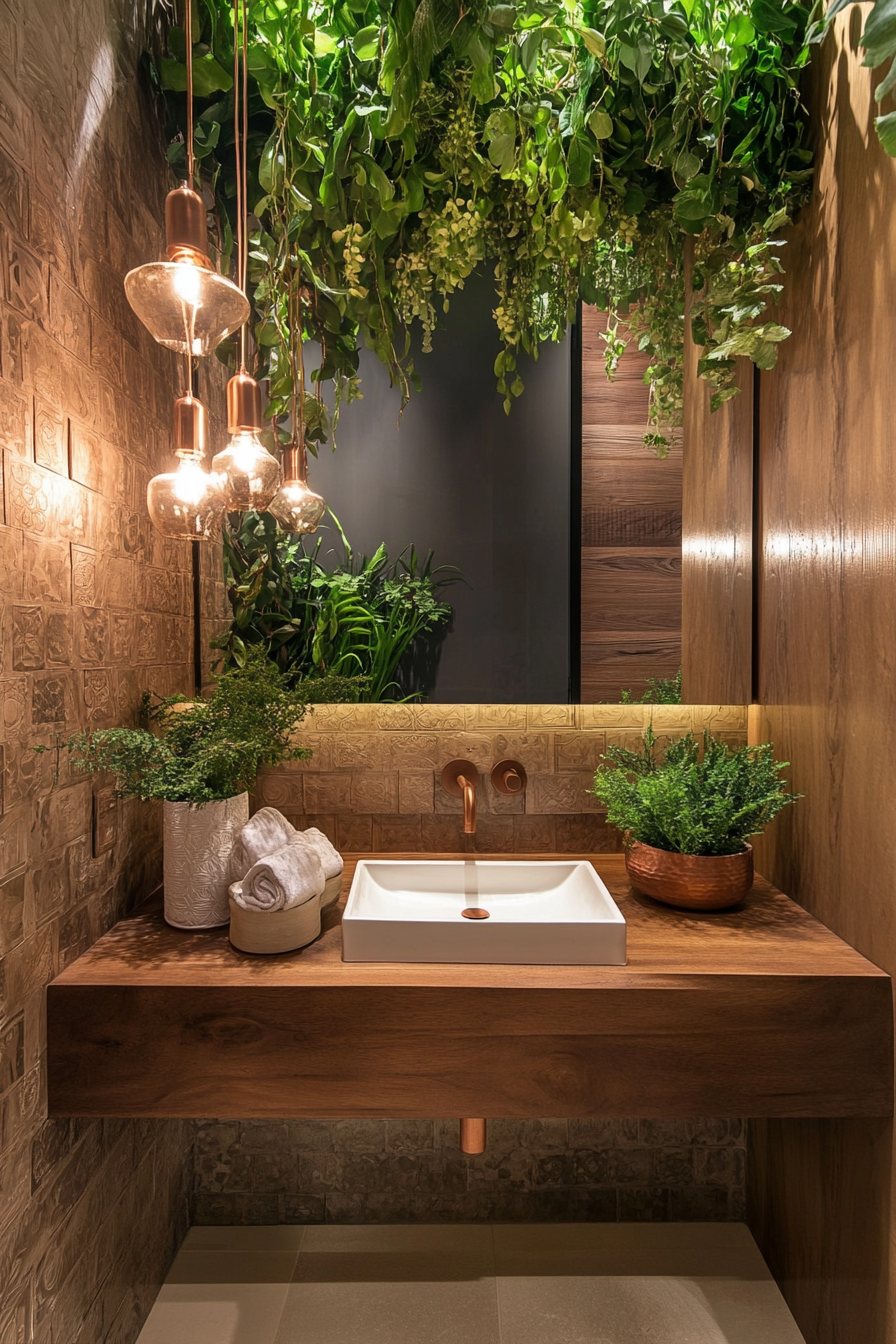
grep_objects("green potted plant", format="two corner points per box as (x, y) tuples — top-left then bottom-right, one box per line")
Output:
(66, 652), (350, 929)
(591, 727), (799, 911)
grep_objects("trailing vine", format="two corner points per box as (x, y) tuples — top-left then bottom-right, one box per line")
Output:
(156, 0), (817, 450)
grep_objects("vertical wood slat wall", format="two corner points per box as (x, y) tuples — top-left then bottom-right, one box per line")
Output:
(580, 306), (682, 702)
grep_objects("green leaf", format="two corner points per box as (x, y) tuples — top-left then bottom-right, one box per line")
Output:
(484, 108), (517, 172)
(675, 148), (701, 181)
(353, 24), (382, 60)
(587, 108), (613, 139)
(159, 52), (233, 96)
(576, 26), (606, 59)
(567, 134), (594, 187)
(751, 0), (801, 40)
(875, 107), (896, 154)
(863, 0), (896, 67)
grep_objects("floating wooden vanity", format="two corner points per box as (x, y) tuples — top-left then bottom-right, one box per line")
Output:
(47, 854), (892, 1120)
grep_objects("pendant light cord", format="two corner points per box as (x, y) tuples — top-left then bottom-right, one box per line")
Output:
(185, 0), (195, 187)
(232, 0), (251, 373)
(232, 0), (245, 370)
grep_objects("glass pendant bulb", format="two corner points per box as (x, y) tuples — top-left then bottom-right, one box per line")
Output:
(211, 370), (282, 511)
(268, 438), (326, 533)
(125, 184), (250, 356)
(147, 394), (226, 540)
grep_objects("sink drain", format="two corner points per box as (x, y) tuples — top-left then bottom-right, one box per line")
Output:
(461, 907), (490, 919)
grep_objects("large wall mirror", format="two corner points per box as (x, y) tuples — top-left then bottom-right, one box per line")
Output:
(307, 277), (686, 705)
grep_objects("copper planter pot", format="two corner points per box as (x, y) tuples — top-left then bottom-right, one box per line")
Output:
(625, 840), (753, 911)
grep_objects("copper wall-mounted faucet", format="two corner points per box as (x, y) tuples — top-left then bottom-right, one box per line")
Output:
(441, 760), (479, 834)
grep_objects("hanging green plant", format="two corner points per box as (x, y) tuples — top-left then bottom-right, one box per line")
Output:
(819, 0), (896, 155)
(154, 0), (817, 450)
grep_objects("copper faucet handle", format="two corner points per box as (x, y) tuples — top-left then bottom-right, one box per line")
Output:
(440, 760), (480, 796)
(491, 759), (528, 794)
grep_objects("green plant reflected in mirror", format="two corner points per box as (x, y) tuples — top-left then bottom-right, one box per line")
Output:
(215, 510), (460, 702)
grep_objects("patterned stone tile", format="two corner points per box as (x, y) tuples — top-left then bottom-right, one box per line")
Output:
(527, 704), (580, 728)
(512, 815), (555, 852)
(398, 771), (434, 814)
(332, 733), (387, 770)
(12, 605), (43, 670)
(527, 772), (599, 815)
(371, 815), (422, 851)
(335, 814), (374, 853)
(471, 704), (528, 729)
(387, 733), (442, 769)
(33, 399), (68, 476)
(303, 774), (353, 814)
(554, 731), (607, 772)
(352, 772), (399, 814)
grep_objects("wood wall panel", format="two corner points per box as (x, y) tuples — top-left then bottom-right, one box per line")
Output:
(681, 256), (754, 705)
(580, 308), (682, 700)
(730, 19), (896, 1344)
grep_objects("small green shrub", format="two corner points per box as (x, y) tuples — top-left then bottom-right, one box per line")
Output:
(65, 650), (315, 804)
(620, 670), (682, 705)
(216, 511), (458, 702)
(591, 725), (799, 857)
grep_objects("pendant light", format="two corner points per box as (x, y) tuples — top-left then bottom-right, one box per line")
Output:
(269, 434), (326, 533)
(212, 369), (282, 510)
(268, 285), (326, 533)
(147, 368), (226, 539)
(124, 1), (249, 355)
(211, 0), (281, 512)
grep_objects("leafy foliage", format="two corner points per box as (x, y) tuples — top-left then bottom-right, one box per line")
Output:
(215, 511), (457, 700)
(591, 725), (799, 855)
(66, 650), (315, 804)
(156, 0), (817, 448)
(620, 669), (682, 704)
(820, 0), (896, 156)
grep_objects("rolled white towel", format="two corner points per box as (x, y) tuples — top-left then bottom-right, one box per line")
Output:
(235, 841), (325, 913)
(231, 807), (296, 878)
(300, 826), (344, 880)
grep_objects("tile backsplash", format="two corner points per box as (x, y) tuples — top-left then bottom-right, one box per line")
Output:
(257, 703), (747, 852)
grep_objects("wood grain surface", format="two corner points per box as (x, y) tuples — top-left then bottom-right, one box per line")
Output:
(738, 19), (896, 1344)
(681, 244), (754, 705)
(580, 308), (682, 700)
(47, 854), (891, 1121)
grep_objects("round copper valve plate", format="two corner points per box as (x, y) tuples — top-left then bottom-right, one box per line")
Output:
(461, 907), (490, 919)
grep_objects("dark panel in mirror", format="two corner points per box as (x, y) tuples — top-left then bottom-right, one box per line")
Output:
(310, 272), (571, 703)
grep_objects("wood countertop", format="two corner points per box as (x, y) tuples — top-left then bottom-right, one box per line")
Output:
(47, 854), (893, 1121)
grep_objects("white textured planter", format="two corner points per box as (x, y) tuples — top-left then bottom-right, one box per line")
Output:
(163, 793), (250, 929)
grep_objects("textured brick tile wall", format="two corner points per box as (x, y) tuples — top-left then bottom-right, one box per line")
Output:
(193, 1118), (746, 1226)
(257, 702), (747, 853)
(0, 2), (219, 1340)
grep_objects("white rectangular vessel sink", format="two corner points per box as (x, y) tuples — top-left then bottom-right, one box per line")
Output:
(342, 859), (626, 965)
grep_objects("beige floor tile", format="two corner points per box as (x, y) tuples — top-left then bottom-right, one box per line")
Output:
(494, 1226), (804, 1344)
(166, 1251), (300, 1284)
(275, 1223), (499, 1344)
(136, 1283), (291, 1344)
(495, 1274), (806, 1344)
(183, 1226), (306, 1254)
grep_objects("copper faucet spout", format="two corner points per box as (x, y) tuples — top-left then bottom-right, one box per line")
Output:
(440, 760), (480, 838)
(458, 775), (476, 834)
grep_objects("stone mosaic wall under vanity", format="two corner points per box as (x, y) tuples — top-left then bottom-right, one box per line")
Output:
(193, 1118), (747, 1225)
(0, 3), (219, 1341)
(256, 702), (747, 852)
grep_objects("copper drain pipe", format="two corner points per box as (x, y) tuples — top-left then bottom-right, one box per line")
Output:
(460, 1119), (487, 1154)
